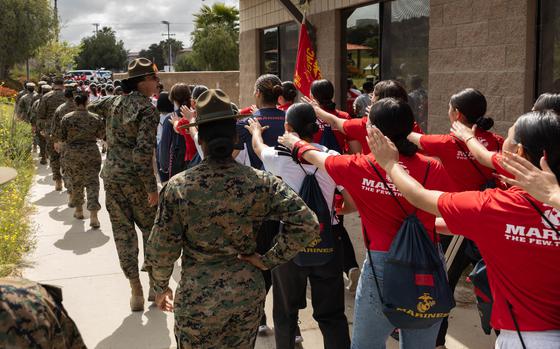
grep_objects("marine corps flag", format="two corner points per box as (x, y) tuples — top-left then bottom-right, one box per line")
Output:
(294, 21), (322, 97)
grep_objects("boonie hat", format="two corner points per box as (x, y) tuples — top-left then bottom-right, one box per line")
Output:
(182, 89), (248, 128)
(127, 58), (158, 79)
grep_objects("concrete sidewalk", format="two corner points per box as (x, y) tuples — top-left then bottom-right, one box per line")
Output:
(23, 154), (496, 348)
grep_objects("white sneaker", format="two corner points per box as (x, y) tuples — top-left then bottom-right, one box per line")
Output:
(295, 335), (304, 344)
(346, 267), (360, 292)
(258, 325), (271, 335)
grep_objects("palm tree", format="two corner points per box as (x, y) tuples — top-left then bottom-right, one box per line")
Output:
(194, 3), (239, 34)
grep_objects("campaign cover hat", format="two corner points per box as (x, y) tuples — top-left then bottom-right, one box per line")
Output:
(126, 58), (158, 79)
(182, 89), (248, 128)
(0, 167), (17, 185)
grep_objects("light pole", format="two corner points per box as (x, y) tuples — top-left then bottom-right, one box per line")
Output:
(161, 21), (175, 72)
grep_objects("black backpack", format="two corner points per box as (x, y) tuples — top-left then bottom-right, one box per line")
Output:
(319, 124), (342, 154)
(365, 159), (455, 329)
(277, 145), (336, 266)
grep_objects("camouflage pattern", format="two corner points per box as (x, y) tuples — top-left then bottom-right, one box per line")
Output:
(38, 88), (66, 181)
(88, 91), (159, 193)
(88, 91), (159, 279)
(30, 98), (48, 161)
(146, 158), (319, 348)
(61, 110), (105, 210)
(14, 89), (27, 116)
(51, 100), (77, 143)
(17, 91), (37, 122)
(0, 277), (86, 349)
(104, 181), (156, 279)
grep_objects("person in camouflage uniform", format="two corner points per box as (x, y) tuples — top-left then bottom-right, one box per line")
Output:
(146, 89), (319, 349)
(0, 278), (87, 349)
(88, 58), (160, 312)
(52, 84), (78, 202)
(37, 77), (67, 190)
(31, 84), (52, 164)
(13, 81), (29, 117)
(59, 93), (105, 228)
(16, 82), (37, 121)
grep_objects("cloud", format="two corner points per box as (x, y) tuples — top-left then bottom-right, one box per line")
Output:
(58, 0), (238, 52)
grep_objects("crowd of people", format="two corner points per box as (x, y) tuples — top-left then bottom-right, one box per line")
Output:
(2, 56), (560, 349)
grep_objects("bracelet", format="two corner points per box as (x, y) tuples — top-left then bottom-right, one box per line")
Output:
(465, 136), (476, 143)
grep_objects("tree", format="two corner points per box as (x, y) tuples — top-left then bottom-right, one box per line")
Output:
(189, 3), (239, 71)
(33, 41), (80, 76)
(139, 39), (183, 70)
(75, 27), (127, 71)
(0, 0), (56, 79)
(174, 53), (200, 72)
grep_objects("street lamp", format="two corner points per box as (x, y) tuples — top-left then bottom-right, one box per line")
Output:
(161, 21), (174, 72)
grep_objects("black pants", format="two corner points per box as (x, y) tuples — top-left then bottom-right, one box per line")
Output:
(271, 225), (350, 349)
(436, 236), (479, 346)
(338, 216), (359, 275)
(256, 220), (280, 326)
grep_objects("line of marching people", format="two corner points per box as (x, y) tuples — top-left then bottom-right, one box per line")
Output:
(3, 57), (559, 349)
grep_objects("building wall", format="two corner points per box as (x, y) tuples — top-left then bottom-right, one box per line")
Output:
(114, 71), (240, 105)
(428, 0), (536, 135)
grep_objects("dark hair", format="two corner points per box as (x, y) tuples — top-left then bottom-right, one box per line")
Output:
(450, 88), (494, 130)
(362, 81), (374, 94)
(26, 85), (35, 92)
(410, 75), (423, 90)
(113, 80), (121, 87)
(106, 85), (114, 93)
(156, 92), (174, 113)
(53, 77), (64, 85)
(281, 81), (298, 103)
(369, 98), (418, 156)
(64, 88), (74, 99)
(533, 93), (560, 114)
(74, 93), (88, 106)
(310, 79), (336, 110)
(120, 75), (151, 93)
(198, 119), (237, 160)
(169, 83), (191, 106)
(192, 85), (209, 100)
(514, 111), (560, 180)
(114, 86), (123, 95)
(286, 103), (319, 139)
(255, 74), (283, 105)
(373, 80), (408, 102)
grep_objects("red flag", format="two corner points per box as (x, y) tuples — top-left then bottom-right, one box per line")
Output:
(294, 22), (322, 97)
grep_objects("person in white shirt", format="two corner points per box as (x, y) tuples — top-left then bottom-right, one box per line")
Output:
(245, 103), (351, 349)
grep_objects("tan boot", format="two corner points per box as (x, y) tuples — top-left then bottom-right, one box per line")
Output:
(73, 206), (84, 220)
(148, 279), (156, 302)
(89, 210), (100, 229)
(129, 278), (144, 312)
(55, 179), (63, 191)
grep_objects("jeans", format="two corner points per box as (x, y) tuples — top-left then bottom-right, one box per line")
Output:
(351, 251), (442, 349)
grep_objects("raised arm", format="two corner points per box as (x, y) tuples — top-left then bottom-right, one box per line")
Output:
(451, 122), (494, 169)
(244, 118), (270, 161)
(301, 96), (347, 133)
(368, 126), (443, 216)
(407, 132), (423, 150)
(278, 132), (332, 172)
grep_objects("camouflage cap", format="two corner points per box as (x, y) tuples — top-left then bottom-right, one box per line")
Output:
(41, 85), (52, 92)
(25, 82), (36, 88)
(37, 81), (47, 86)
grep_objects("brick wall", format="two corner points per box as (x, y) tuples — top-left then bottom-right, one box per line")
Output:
(428, 0), (536, 135)
(114, 71), (240, 105)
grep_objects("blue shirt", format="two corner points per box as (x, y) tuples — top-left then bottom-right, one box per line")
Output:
(236, 107), (286, 169)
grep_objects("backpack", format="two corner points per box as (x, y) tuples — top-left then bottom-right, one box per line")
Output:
(469, 260), (493, 335)
(319, 124), (342, 154)
(365, 159), (455, 329)
(278, 145), (336, 266)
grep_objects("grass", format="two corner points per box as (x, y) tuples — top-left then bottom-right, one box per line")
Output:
(0, 98), (36, 277)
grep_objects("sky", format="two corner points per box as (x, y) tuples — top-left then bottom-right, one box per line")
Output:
(57, 0), (239, 52)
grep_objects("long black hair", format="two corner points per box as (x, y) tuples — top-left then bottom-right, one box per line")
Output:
(310, 79), (336, 110)
(533, 93), (560, 114)
(198, 119), (237, 160)
(450, 88), (494, 130)
(286, 103), (319, 140)
(514, 110), (560, 180)
(369, 98), (418, 156)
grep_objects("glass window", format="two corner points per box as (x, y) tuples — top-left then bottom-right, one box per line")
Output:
(261, 22), (299, 81)
(382, 0), (430, 131)
(537, 0), (560, 94)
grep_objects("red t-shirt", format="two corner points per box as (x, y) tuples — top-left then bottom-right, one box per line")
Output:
(278, 102), (293, 111)
(420, 130), (504, 191)
(325, 153), (456, 251)
(491, 152), (514, 179)
(176, 118), (197, 161)
(313, 109), (350, 153)
(438, 187), (560, 331)
(343, 117), (424, 155)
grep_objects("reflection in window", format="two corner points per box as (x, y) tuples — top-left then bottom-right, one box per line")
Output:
(261, 22), (299, 81)
(538, 0), (560, 94)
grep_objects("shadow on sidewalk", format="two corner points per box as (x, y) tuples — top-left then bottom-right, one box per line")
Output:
(49, 205), (74, 222)
(95, 308), (172, 349)
(54, 220), (110, 255)
(33, 190), (68, 207)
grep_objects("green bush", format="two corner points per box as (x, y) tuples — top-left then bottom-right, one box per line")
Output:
(0, 99), (35, 277)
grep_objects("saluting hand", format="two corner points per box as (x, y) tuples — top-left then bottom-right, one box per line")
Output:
(237, 253), (268, 271)
(451, 121), (476, 142)
(147, 191), (158, 207)
(155, 287), (174, 312)
(278, 131), (301, 151)
(180, 105), (196, 124)
(366, 126), (398, 169)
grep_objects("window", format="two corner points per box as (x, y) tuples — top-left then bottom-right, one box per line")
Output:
(537, 0), (560, 94)
(261, 22), (299, 81)
(342, 0), (429, 129)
